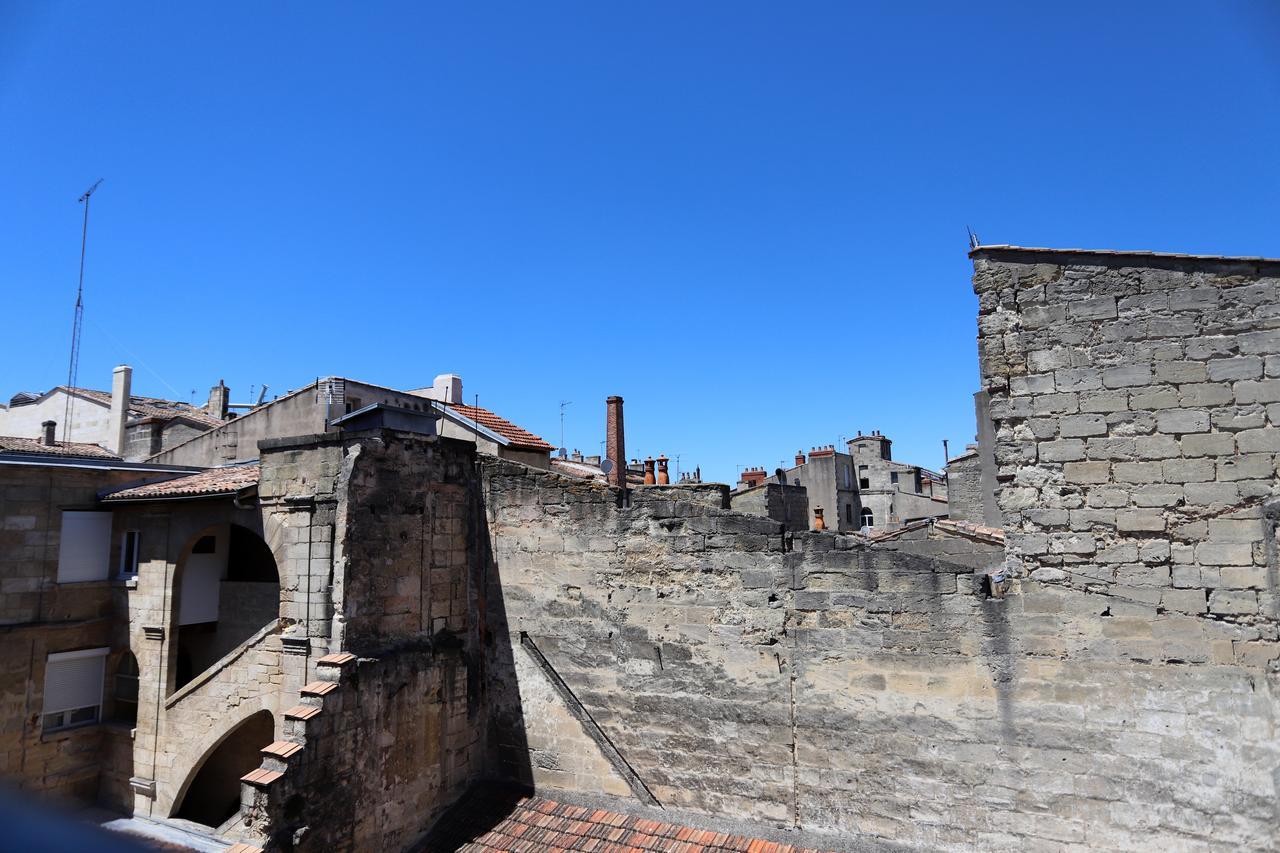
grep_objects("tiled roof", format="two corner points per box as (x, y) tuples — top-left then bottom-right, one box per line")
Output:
(0, 435), (120, 460)
(61, 387), (226, 428)
(102, 463), (259, 501)
(427, 788), (835, 853)
(934, 519), (1005, 544)
(447, 403), (553, 452)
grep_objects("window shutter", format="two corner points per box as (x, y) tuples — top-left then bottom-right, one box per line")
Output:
(56, 511), (113, 582)
(43, 648), (108, 714)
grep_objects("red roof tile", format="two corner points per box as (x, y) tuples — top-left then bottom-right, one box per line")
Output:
(0, 435), (120, 460)
(101, 463), (259, 501)
(447, 403), (554, 452)
(427, 787), (835, 852)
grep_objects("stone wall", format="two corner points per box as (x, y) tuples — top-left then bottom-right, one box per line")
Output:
(944, 451), (983, 524)
(481, 445), (1278, 850)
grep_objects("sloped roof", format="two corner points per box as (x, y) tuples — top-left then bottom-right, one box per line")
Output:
(57, 387), (226, 429)
(447, 403), (553, 452)
(0, 435), (120, 460)
(428, 788), (834, 853)
(102, 463), (259, 501)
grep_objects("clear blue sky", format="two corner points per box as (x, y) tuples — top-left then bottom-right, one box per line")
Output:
(3, 3), (1279, 483)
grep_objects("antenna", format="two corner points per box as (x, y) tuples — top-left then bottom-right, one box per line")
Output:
(559, 400), (572, 451)
(966, 225), (980, 250)
(62, 179), (104, 443)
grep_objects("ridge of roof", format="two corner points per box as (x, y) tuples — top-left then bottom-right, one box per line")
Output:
(56, 386), (226, 428)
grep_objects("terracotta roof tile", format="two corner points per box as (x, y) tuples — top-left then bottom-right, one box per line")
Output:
(301, 680), (339, 696)
(317, 652), (357, 665)
(0, 435), (119, 460)
(424, 786), (836, 852)
(101, 463), (259, 501)
(261, 740), (304, 759)
(283, 704), (322, 721)
(240, 768), (283, 787)
(447, 403), (554, 452)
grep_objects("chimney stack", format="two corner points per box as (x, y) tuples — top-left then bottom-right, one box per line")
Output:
(606, 396), (625, 488)
(41, 420), (56, 446)
(643, 457), (656, 485)
(433, 374), (463, 404)
(813, 506), (826, 531)
(795, 450), (805, 467)
(206, 379), (230, 420)
(109, 365), (131, 456)
(656, 455), (669, 485)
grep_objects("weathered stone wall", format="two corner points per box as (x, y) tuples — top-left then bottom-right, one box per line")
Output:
(944, 452), (983, 524)
(481, 448), (1278, 850)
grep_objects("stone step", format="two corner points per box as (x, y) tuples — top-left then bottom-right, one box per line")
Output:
(240, 768), (284, 788)
(260, 740), (304, 760)
(283, 704), (322, 721)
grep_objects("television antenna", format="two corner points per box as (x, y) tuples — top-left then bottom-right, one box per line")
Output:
(559, 400), (571, 451)
(62, 179), (104, 442)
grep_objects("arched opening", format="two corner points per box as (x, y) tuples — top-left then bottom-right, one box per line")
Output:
(112, 651), (139, 724)
(174, 524), (279, 692)
(860, 508), (874, 529)
(173, 710), (274, 827)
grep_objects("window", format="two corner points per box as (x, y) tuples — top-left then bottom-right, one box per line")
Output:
(858, 465), (869, 490)
(42, 648), (108, 732)
(56, 512), (113, 583)
(845, 504), (853, 524)
(860, 508), (874, 528)
(114, 653), (139, 724)
(842, 466), (851, 489)
(890, 472), (899, 485)
(118, 530), (140, 578)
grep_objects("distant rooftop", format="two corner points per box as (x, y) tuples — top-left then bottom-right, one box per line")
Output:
(0, 435), (119, 460)
(102, 463), (259, 501)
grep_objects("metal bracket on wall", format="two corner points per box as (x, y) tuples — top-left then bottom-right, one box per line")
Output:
(519, 632), (662, 808)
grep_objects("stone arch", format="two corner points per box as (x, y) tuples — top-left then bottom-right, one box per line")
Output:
(860, 507), (874, 528)
(170, 708), (275, 827)
(170, 523), (280, 693)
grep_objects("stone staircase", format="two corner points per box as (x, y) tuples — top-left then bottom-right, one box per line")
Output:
(233, 651), (360, 851)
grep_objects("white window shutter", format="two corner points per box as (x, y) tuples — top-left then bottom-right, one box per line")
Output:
(56, 511), (113, 583)
(43, 648), (108, 714)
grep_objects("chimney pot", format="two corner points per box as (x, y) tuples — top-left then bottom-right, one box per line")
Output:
(109, 365), (132, 456)
(643, 457), (656, 485)
(656, 455), (669, 485)
(41, 420), (56, 446)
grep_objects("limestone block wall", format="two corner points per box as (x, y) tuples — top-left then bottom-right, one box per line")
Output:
(482, 455), (1279, 850)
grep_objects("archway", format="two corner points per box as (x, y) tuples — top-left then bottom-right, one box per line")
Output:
(172, 710), (274, 827)
(173, 523), (280, 692)
(860, 507), (874, 529)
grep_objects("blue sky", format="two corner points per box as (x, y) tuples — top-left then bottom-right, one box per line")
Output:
(3, 2), (1278, 483)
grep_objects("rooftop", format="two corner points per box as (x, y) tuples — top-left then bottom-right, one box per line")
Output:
(102, 463), (259, 501)
(0, 435), (120, 460)
(426, 788), (836, 853)
(447, 402), (554, 452)
(57, 386), (227, 428)
(969, 244), (1280, 268)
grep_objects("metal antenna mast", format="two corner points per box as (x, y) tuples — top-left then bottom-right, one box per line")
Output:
(62, 179), (104, 443)
(559, 400), (571, 452)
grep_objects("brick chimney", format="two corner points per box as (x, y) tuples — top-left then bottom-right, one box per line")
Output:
(606, 396), (625, 488)
(795, 450), (805, 467)
(740, 467), (768, 488)
(206, 379), (230, 420)
(656, 455), (669, 485)
(41, 420), (56, 446)
(109, 365), (131, 456)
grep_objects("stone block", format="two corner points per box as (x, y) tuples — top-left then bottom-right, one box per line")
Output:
(1208, 589), (1257, 615)
(1054, 369), (1102, 392)
(1131, 387), (1180, 409)
(1235, 427), (1280, 452)
(1195, 543), (1254, 566)
(1239, 328), (1280, 354)
(1079, 391), (1131, 413)
(1060, 414), (1107, 437)
(1040, 439), (1086, 462)
(1134, 435), (1180, 459)
(1183, 482), (1240, 507)
(1161, 588), (1206, 614)
(1113, 462), (1163, 483)
(1168, 287), (1220, 310)
(1179, 432), (1235, 458)
(1011, 374), (1056, 395)
(1154, 361), (1207, 384)
(1233, 379), (1280, 404)
(1132, 484), (1182, 507)
(1178, 383), (1234, 406)
(1162, 458), (1215, 483)
(1063, 462), (1110, 483)
(1207, 518), (1263, 543)
(1070, 295), (1118, 320)
(1117, 510), (1165, 532)
(1206, 357), (1263, 382)
(1217, 454), (1276, 481)
(1155, 409), (1209, 434)
(1103, 365), (1153, 389)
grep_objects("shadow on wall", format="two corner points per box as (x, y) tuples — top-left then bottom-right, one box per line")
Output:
(174, 710), (274, 828)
